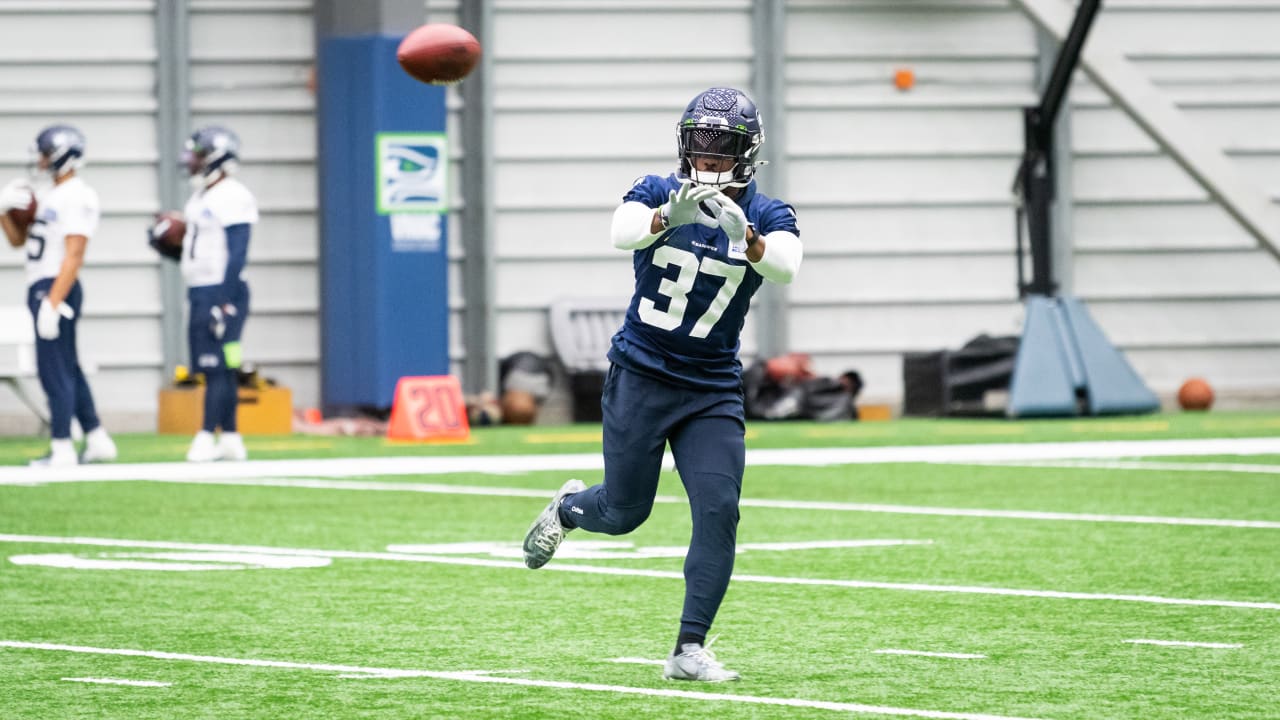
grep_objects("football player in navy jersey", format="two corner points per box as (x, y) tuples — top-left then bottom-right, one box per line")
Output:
(150, 126), (257, 463)
(522, 87), (802, 682)
(1, 125), (117, 467)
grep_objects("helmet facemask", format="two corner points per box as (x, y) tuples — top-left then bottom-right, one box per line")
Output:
(679, 126), (757, 189)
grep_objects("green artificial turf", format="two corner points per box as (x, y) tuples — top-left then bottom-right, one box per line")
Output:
(1, 413), (1277, 718)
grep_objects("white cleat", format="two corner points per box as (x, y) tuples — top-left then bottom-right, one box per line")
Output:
(30, 439), (79, 468)
(216, 432), (247, 461)
(186, 431), (219, 463)
(663, 640), (740, 683)
(521, 478), (586, 569)
(80, 427), (117, 464)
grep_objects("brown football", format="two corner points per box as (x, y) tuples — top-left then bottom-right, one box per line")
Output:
(6, 195), (37, 232)
(152, 211), (186, 249)
(397, 23), (481, 85)
(1177, 377), (1214, 411)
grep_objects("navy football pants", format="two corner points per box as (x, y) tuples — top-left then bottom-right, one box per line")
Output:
(27, 279), (101, 441)
(188, 283), (249, 433)
(563, 364), (745, 637)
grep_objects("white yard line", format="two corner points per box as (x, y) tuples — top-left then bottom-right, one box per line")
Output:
(3, 472), (1274, 530)
(4, 437), (1280, 486)
(4, 640), (1047, 720)
(609, 657), (666, 666)
(961, 460), (1280, 475)
(1123, 639), (1243, 649)
(60, 676), (171, 687)
(2, 533), (1277, 611)
(874, 650), (987, 660)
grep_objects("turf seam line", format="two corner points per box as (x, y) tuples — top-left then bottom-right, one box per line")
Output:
(1123, 639), (1243, 649)
(873, 649), (987, 660)
(60, 677), (171, 687)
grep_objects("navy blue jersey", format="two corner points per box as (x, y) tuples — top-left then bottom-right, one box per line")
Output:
(608, 174), (799, 390)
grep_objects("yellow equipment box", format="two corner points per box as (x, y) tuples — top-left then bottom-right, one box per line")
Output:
(158, 385), (293, 435)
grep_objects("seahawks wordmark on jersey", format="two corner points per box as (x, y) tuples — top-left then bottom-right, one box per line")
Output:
(25, 177), (99, 287)
(180, 178), (258, 288)
(609, 174), (800, 391)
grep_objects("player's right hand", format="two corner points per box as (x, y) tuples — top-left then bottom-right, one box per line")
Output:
(0, 179), (32, 211)
(660, 181), (720, 229)
(36, 298), (72, 341)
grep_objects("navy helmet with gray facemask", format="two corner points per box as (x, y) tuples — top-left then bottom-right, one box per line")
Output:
(676, 87), (766, 189)
(184, 125), (241, 186)
(31, 124), (87, 179)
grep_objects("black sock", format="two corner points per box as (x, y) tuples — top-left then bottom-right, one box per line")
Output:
(675, 632), (705, 655)
(556, 499), (577, 530)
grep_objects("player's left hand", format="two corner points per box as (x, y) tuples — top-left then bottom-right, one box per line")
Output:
(705, 194), (751, 246)
(36, 298), (73, 340)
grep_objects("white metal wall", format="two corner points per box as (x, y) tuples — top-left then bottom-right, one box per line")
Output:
(785, 0), (1036, 402)
(189, 0), (319, 409)
(484, 0), (1280, 403)
(0, 0), (321, 432)
(1072, 0), (1280, 397)
(484, 0), (761, 371)
(3, 0), (1278, 432)
(0, 0), (163, 429)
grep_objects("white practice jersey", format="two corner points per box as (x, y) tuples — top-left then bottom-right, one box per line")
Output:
(180, 177), (258, 288)
(25, 177), (99, 286)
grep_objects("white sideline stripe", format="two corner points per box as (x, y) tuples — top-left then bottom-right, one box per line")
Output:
(969, 460), (1280, 476)
(609, 657), (666, 666)
(3, 533), (1278, 611)
(1124, 639), (1243, 649)
(4, 641), (1047, 720)
(4, 472), (1275, 530)
(4, 436), (1280, 485)
(874, 650), (987, 660)
(61, 676), (171, 687)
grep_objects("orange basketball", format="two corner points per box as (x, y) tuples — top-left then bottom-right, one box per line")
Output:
(1177, 377), (1214, 411)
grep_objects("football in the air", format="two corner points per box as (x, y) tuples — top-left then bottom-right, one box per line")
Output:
(397, 23), (481, 85)
(151, 211), (186, 249)
(6, 195), (37, 233)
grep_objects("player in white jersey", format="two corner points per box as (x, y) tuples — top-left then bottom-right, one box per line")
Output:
(0, 125), (117, 466)
(150, 125), (257, 462)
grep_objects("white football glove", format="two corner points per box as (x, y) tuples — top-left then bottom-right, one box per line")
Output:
(36, 298), (74, 341)
(659, 181), (720, 230)
(0, 179), (33, 212)
(209, 304), (237, 341)
(705, 193), (751, 247)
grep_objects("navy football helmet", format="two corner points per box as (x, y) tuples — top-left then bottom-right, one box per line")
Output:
(31, 124), (86, 178)
(184, 125), (240, 184)
(677, 87), (765, 189)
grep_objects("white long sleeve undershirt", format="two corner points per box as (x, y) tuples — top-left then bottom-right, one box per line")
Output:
(750, 229), (801, 285)
(611, 201), (663, 250)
